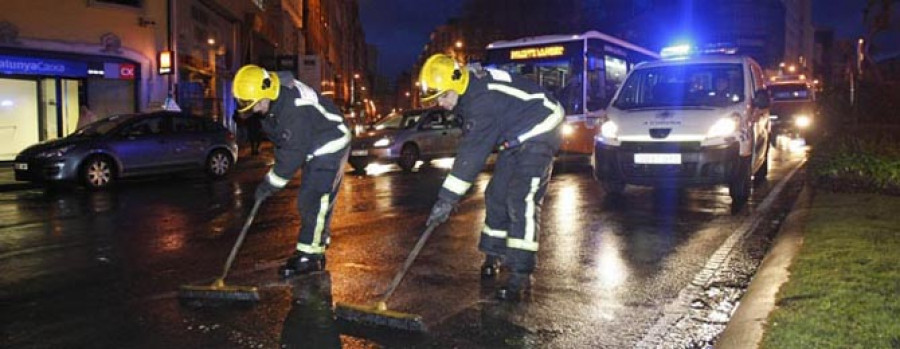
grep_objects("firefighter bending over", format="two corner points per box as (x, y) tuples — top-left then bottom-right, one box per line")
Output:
(419, 54), (563, 301)
(232, 64), (351, 278)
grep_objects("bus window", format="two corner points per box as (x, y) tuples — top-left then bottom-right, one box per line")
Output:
(491, 60), (583, 115)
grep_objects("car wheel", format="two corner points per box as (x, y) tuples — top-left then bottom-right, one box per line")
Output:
(206, 149), (232, 178)
(398, 144), (420, 172)
(81, 156), (115, 190)
(729, 155), (752, 206)
(349, 157), (368, 173)
(602, 180), (625, 195)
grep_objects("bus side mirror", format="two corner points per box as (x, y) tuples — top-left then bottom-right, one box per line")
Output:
(752, 90), (770, 109)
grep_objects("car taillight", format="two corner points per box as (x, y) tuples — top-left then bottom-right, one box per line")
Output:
(226, 132), (235, 141)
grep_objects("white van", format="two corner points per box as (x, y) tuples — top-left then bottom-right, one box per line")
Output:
(592, 54), (771, 207)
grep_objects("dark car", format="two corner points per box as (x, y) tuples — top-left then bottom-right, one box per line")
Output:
(348, 108), (462, 172)
(767, 80), (816, 146)
(13, 111), (238, 190)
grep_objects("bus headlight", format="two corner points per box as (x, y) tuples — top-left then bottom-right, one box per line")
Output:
(707, 117), (738, 138)
(795, 115), (811, 128)
(561, 124), (575, 137)
(600, 120), (618, 140)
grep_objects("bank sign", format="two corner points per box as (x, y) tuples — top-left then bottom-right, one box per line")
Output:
(0, 55), (88, 78)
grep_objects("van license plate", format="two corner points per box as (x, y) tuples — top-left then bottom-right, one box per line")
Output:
(14, 162), (28, 171)
(351, 150), (368, 156)
(634, 153), (681, 164)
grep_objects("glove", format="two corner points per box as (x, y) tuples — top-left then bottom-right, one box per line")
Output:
(255, 180), (279, 202)
(426, 199), (456, 227)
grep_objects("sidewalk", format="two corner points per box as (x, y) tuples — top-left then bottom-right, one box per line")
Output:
(0, 144), (274, 192)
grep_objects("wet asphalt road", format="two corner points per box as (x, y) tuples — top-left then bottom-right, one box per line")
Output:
(0, 147), (807, 348)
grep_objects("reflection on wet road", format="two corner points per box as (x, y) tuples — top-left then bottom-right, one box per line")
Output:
(0, 147), (807, 347)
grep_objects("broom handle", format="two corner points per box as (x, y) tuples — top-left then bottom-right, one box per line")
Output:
(378, 222), (439, 303)
(219, 199), (263, 280)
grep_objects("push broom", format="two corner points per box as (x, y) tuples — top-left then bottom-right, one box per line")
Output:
(178, 199), (263, 303)
(334, 221), (440, 332)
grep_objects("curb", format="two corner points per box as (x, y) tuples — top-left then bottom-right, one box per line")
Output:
(716, 184), (812, 348)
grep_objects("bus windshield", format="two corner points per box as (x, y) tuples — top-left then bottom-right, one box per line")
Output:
(490, 61), (584, 115)
(613, 63), (744, 110)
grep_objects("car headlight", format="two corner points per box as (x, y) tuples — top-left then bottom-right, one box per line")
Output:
(561, 124), (575, 137)
(36, 145), (75, 158)
(373, 137), (392, 147)
(795, 115), (811, 128)
(707, 117), (738, 138)
(600, 120), (618, 140)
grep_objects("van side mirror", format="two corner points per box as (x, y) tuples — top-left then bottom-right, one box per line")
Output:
(753, 90), (770, 109)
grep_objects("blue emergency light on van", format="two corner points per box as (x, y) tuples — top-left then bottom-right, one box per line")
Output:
(660, 42), (738, 58)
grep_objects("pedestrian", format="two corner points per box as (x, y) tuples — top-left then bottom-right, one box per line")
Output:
(246, 113), (263, 155)
(419, 54), (564, 301)
(232, 64), (351, 277)
(77, 104), (98, 130)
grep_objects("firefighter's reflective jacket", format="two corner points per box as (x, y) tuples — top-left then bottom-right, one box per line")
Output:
(260, 78), (351, 188)
(438, 68), (564, 202)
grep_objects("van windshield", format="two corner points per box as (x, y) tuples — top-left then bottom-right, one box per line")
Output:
(613, 63), (744, 110)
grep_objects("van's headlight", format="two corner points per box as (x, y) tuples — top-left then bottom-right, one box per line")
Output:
(373, 137), (392, 147)
(795, 115), (811, 128)
(707, 117), (738, 138)
(600, 120), (618, 140)
(561, 124), (575, 137)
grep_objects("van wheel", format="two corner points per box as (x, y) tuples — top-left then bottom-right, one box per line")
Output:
(206, 150), (233, 178)
(729, 156), (752, 206)
(81, 155), (116, 190)
(398, 144), (420, 172)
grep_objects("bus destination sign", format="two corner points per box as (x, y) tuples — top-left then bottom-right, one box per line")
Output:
(510, 46), (565, 60)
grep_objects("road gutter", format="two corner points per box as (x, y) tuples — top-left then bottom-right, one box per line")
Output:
(636, 159), (805, 348)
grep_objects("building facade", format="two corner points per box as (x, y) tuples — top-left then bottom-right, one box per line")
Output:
(0, 0), (170, 161)
(0, 0), (369, 161)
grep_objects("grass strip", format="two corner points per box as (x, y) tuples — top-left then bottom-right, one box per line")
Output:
(761, 192), (900, 348)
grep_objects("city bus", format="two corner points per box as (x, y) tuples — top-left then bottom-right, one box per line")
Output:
(483, 31), (659, 155)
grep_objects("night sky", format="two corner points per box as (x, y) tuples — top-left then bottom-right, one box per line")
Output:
(360, 1), (895, 81)
(358, 0), (463, 80)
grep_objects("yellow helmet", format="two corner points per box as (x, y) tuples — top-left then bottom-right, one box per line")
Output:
(232, 64), (280, 112)
(418, 54), (469, 103)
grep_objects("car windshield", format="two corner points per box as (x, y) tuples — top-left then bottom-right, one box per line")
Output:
(74, 114), (138, 136)
(613, 63), (744, 110)
(768, 83), (812, 101)
(373, 110), (424, 130)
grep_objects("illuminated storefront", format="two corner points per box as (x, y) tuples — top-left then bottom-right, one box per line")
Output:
(0, 49), (138, 161)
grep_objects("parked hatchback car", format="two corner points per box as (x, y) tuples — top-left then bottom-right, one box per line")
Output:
(13, 111), (238, 190)
(349, 108), (462, 172)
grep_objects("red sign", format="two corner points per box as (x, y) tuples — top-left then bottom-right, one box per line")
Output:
(119, 63), (135, 79)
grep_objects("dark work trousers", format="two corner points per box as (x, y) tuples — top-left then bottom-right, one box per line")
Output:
(477, 141), (556, 274)
(295, 150), (348, 256)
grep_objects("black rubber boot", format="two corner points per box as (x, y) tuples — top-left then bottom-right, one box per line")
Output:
(496, 272), (531, 302)
(279, 252), (326, 278)
(480, 255), (502, 279)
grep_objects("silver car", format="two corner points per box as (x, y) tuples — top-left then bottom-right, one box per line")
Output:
(13, 111), (238, 190)
(349, 108), (462, 172)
